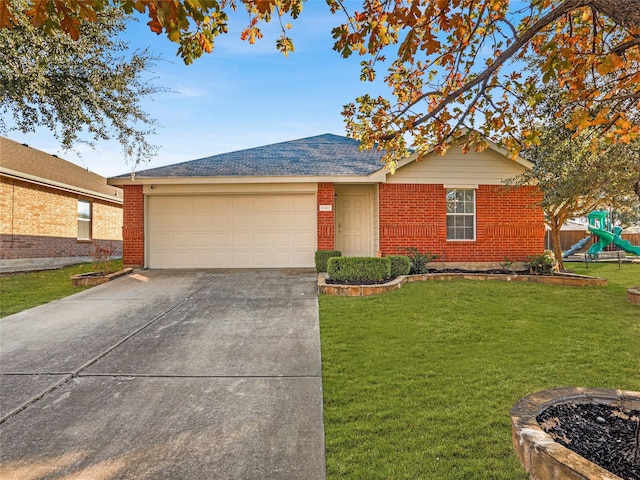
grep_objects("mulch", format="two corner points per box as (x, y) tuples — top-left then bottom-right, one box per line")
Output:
(537, 403), (640, 480)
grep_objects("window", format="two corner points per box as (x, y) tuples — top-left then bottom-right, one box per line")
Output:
(446, 189), (475, 240)
(78, 199), (92, 240)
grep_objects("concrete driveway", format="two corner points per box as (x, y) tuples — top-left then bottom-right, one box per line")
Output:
(0, 269), (325, 479)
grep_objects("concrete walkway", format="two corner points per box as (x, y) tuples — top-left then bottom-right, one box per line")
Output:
(0, 269), (325, 479)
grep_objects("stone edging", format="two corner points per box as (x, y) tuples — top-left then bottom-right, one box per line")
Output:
(510, 387), (640, 480)
(627, 287), (640, 305)
(318, 272), (607, 296)
(71, 268), (133, 287)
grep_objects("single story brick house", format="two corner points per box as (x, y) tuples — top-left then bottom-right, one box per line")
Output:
(108, 134), (544, 269)
(1, 137), (123, 273)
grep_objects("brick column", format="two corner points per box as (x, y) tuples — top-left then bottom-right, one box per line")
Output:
(122, 185), (144, 268)
(317, 183), (335, 250)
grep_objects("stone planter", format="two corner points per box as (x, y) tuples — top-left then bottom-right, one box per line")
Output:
(627, 286), (640, 305)
(71, 268), (133, 287)
(511, 387), (640, 480)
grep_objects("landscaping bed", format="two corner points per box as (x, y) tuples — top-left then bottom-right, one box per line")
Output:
(70, 267), (133, 286)
(324, 268), (524, 284)
(537, 402), (639, 479)
(319, 269), (607, 296)
(628, 286), (640, 305)
(511, 387), (640, 480)
(324, 277), (395, 285)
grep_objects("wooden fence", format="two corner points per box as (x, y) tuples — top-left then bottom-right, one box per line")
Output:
(544, 231), (640, 252)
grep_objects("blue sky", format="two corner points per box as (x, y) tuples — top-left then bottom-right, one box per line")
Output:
(7, 1), (391, 178)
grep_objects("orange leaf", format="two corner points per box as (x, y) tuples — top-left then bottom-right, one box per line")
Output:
(54, 0), (80, 38)
(253, 0), (274, 15)
(134, 0), (148, 14)
(60, 14), (81, 40)
(597, 53), (624, 75)
(147, 16), (163, 34)
(616, 116), (631, 130)
(197, 32), (213, 53)
(77, 1), (98, 23)
(0, 1), (15, 28)
(25, 0), (51, 26)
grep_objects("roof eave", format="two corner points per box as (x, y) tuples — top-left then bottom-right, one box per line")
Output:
(2, 167), (123, 204)
(108, 171), (387, 186)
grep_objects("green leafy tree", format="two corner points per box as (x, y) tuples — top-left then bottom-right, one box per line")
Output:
(610, 196), (640, 229)
(0, 3), (161, 166)
(507, 86), (639, 270)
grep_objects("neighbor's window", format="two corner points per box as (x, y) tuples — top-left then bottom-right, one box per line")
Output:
(78, 199), (92, 240)
(446, 189), (475, 240)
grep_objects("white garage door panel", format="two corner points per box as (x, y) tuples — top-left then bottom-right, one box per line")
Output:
(148, 194), (316, 268)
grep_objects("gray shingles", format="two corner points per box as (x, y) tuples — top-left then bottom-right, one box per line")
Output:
(118, 134), (386, 178)
(1, 136), (122, 199)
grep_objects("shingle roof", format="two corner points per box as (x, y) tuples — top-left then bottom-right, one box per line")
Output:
(118, 134), (386, 178)
(0, 136), (122, 201)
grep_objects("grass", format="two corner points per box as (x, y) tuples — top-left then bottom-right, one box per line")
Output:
(570, 260), (640, 286)
(319, 262), (640, 479)
(0, 260), (122, 318)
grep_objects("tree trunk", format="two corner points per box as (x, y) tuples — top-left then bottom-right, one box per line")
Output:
(588, 0), (640, 30)
(549, 219), (565, 272)
(634, 159), (640, 201)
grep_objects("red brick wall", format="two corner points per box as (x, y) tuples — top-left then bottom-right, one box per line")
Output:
(1, 176), (122, 261)
(122, 184), (144, 268)
(317, 182), (335, 250)
(378, 183), (544, 262)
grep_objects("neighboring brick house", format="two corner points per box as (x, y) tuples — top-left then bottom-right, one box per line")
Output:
(109, 134), (544, 269)
(1, 137), (123, 273)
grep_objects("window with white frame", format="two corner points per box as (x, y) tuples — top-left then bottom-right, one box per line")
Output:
(78, 199), (92, 240)
(446, 189), (475, 240)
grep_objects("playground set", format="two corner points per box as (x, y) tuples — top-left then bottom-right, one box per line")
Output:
(585, 210), (640, 258)
(562, 211), (640, 259)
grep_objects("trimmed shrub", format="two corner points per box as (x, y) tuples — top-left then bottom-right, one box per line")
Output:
(327, 257), (391, 283)
(315, 250), (342, 273)
(524, 253), (556, 276)
(403, 247), (439, 274)
(387, 255), (411, 278)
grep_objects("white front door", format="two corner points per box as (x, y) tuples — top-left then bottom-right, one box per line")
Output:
(335, 194), (370, 256)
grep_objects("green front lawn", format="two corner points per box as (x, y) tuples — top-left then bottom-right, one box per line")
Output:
(0, 260), (122, 318)
(320, 263), (640, 479)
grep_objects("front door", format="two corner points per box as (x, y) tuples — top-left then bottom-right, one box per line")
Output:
(335, 194), (370, 256)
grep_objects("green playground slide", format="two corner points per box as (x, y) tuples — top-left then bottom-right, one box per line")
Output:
(586, 210), (640, 256)
(586, 226), (613, 255)
(613, 236), (640, 256)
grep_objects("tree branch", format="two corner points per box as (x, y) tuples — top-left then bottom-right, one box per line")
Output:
(382, 0), (588, 140)
(610, 35), (640, 55)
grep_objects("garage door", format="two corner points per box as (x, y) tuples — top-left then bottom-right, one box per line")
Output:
(147, 194), (316, 268)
